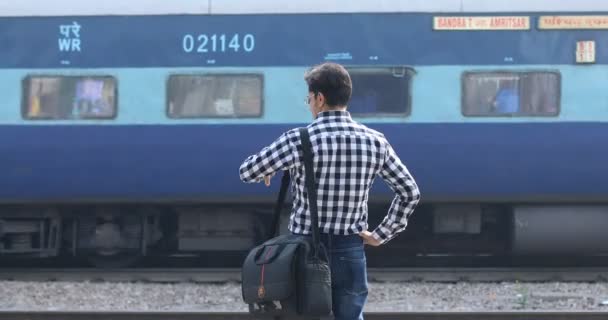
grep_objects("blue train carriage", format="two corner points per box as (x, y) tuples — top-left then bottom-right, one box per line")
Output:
(0, 0), (608, 266)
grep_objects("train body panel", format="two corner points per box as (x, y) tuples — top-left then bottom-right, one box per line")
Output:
(0, 14), (608, 69)
(0, 122), (605, 203)
(1, 65), (608, 125)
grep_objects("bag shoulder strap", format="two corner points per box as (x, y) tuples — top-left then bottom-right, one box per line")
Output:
(270, 171), (290, 239)
(299, 127), (321, 256)
(269, 127), (321, 257)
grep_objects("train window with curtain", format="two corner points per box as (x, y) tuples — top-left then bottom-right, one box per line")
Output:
(22, 76), (117, 120)
(167, 74), (263, 118)
(462, 71), (560, 117)
(346, 67), (414, 117)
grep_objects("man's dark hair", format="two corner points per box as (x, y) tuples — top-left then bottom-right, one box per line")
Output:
(304, 62), (352, 107)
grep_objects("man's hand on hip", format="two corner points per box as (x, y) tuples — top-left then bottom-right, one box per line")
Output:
(359, 230), (381, 247)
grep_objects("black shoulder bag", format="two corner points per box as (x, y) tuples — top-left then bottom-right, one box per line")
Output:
(241, 128), (332, 317)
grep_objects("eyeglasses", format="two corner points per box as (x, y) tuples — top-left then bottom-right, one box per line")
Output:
(304, 92), (318, 105)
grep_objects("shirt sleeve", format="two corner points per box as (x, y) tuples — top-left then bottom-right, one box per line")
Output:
(371, 142), (421, 244)
(239, 130), (297, 183)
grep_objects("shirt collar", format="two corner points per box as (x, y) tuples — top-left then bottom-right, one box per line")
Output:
(315, 110), (352, 120)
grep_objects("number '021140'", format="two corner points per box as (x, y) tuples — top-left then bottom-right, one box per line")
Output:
(182, 34), (255, 53)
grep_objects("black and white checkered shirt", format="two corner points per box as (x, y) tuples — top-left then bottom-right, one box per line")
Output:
(239, 110), (420, 244)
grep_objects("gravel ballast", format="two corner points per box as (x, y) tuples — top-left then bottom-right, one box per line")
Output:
(1, 281), (608, 311)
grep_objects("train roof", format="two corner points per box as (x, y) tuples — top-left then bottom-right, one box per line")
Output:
(1, 0), (608, 17)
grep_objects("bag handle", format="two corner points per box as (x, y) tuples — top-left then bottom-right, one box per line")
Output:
(299, 127), (322, 258)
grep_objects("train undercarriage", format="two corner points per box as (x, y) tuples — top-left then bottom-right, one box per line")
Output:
(1, 203), (608, 268)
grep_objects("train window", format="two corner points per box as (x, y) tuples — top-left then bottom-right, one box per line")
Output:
(167, 74), (263, 118)
(462, 71), (560, 117)
(347, 67), (413, 117)
(23, 76), (117, 120)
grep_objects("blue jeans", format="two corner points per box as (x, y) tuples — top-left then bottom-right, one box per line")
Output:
(293, 233), (368, 320)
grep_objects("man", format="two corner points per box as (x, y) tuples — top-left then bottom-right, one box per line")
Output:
(239, 62), (420, 320)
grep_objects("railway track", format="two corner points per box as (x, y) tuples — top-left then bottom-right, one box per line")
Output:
(0, 311), (605, 320)
(1, 267), (607, 283)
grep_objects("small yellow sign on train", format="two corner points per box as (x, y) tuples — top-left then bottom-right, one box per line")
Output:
(539, 16), (608, 29)
(433, 16), (530, 30)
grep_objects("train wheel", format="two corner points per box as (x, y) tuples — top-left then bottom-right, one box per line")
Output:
(86, 216), (143, 268)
